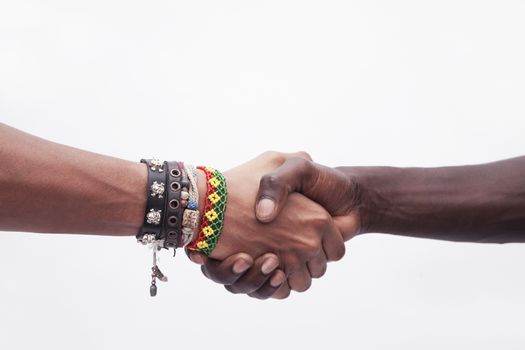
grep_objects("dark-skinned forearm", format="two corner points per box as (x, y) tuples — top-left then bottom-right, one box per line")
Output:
(338, 156), (525, 243)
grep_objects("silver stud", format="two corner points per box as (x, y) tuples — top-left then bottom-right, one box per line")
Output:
(150, 159), (164, 172)
(146, 209), (162, 225)
(139, 233), (156, 245)
(150, 181), (165, 198)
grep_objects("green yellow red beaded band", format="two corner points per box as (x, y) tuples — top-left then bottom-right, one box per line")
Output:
(187, 166), (227, 255)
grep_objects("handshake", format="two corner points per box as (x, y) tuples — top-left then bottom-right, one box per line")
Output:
(184, 151), (525, 299)
(186, 151), (362, 300)
(2, 123), (520, 300)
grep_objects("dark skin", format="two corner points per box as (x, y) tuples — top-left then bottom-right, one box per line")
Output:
(196, 155), (525, 299)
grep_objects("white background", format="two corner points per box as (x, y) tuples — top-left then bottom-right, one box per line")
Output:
(1, 1), (525, 349)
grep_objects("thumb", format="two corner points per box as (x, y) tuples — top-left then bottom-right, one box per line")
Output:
(255, 197), (279, 223)
(255, 157), (317, 223)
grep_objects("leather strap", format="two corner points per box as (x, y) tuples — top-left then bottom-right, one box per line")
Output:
(163, 161), (184, 248)
(137, 159), (167, 242)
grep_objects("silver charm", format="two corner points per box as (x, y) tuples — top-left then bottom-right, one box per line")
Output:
(150, 181), (165, 198)
(181, 227), (195, 247)
(146, 209), (161, 225)
(150, 244), (167, 297)
(150, 159), (164, 172)
(152, 265), (167, 282)
(138, 233), (156, 245)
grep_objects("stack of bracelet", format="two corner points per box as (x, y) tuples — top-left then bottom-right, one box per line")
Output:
(136, 159), (227, 297)
(186, 166), (228, 255)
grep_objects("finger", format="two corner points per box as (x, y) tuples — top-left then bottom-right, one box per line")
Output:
(201, 253), (254, 285)
(272, 280), (292, 300)
(321, 218), (346, 262)
(225, 253), (280, 294)
(306, 253), (328, 279)
(256, 157), (318, 223)
(248, 273), (285, 301)
(248, 269), (286, 300)
(288, 267), (312, 293)
(186, 249), (208, 265)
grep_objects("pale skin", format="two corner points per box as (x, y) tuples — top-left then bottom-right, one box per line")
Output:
(0, 123), (346, 298)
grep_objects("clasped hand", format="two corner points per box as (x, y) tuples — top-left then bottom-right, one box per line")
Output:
(187, 151), (361, 300)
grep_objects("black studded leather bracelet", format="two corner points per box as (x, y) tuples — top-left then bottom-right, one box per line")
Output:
(137, 158), (171, 297)
(137, 158), (201, 297)
(137, 158), (167, 243)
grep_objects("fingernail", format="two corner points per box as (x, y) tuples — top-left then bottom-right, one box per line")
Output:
(261, 257), (279, 275)
(232, 259), (251, 274)
(270, 273), (285, 287)
(257, 198), (275, 220)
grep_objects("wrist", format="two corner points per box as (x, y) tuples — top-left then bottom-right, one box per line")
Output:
(335, 166), (400, 235)
(111, 160), (148, 235)
(343, 165), (465, 238)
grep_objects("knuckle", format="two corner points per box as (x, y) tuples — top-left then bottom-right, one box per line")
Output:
(302, 236), (322, 257)
(201, 265), (212, 280)
(248, 293), (263, 300)
(311, 264), (327, 279)
(233, 281), (258, 294)
(331, 243), (346, 262)
(274, 288), (291, 300)
(315, 267), (327, 279)
(202, 265), (237, 285)
(312, 211), (332, 230)
(220, 274), (239, 285)
(259, 174), (284, 192)
(225, 284), (245, 295)
(284, 260), (302, 275)
(261, 150), (287, 166)
(294, 151), (313, 161)
(259, 173), (275, 187)
(289, 156), (314, 176)
(292, 279), (312, 293)
(260, 150), (278, 159)
(320, 211), (332, 224)
(248, 290), (271, 300)
(288, 156), (308, 172)
(286, 264), (300, 275)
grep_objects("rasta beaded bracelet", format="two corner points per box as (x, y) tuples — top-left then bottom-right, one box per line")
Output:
(186, 166), (228, 255)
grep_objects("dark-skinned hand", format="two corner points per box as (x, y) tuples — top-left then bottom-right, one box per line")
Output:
(187, 152), (348, 299)
(188, 155), (362, 299)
